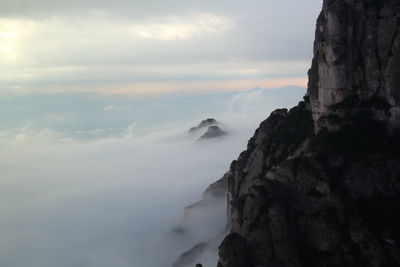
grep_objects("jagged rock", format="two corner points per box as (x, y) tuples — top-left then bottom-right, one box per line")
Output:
(308, 0), (400, 131)
(217, 233), (248, 267)
(214, 1), (400, 266)
(188, 119), (228, 140)
(217, 100), (400, 267)
(201, 175), (229, 201)
(189, 119), (219, 134)
(172, 175), (229, 267)
(199, 126), (226, 140)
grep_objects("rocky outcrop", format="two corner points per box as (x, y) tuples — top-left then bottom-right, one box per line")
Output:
(308, 0), (400, 131)
(217, 98), (400, 267)
(199, 126), (226, 140)
(214, 0), (400, 266)
(189, 119), (219, 134)
(188, 118), (228, 140)
(172, 175), (229, 267)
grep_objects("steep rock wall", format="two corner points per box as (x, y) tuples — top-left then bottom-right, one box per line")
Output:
(217, 98), (400, 267)
(308, 0), (400, 129)
(216, 0), (400, 266)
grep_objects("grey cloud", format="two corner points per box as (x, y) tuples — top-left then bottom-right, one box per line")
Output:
(0, 1), (321, 94)
(0, 117), (255, 267)
(0, 0), (322, 62)
(0, 1), (320, 18)
(0, 86), (305, 267)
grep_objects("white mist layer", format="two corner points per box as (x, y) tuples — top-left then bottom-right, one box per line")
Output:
(0, 127), (250, 267)
(0, 86), (305, 267)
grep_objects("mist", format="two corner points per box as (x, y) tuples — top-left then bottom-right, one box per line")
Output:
(0, 130), (240, 266)
(0, 87), (305, 267)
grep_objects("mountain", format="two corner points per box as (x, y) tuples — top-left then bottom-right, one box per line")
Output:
(199, 126), (227, 140)
(189, 119), (220, 133)
(184, 1), (400, 266)
(188, 118), (227, 141)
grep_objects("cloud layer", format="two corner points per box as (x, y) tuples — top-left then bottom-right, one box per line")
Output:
(0, 86), (305, 267)
(0, 120), (252, 267)
(0, 0), (322, 94)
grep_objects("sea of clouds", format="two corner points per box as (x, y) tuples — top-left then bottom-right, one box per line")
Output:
(0, 86), (304, 267)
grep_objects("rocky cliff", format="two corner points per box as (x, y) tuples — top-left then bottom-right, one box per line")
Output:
(308, 0), (400, 131)
(215, 1), (400, 266)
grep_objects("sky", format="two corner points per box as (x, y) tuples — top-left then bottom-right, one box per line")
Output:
(0, 1), (324, 266)
(0, 0), (322, 95)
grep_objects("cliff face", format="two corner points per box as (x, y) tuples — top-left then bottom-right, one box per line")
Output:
(216, 1), (400, 266)
(308, 0), (400, 130)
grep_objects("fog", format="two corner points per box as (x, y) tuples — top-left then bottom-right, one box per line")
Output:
(0, 87), (305, 267)
(0, 129), (243, 267)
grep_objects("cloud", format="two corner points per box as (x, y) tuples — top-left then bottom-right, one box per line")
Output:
(103, 105), (131, 111)
(0, 1), (321, 95)
(0, 125), (66, 146)
(0, 18), (38, 64)
(0, 86), (306, 267)
(0, 122), (253, 267)
(131, 14), (233, 41)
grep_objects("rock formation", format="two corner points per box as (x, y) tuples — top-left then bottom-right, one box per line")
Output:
(173, 176), (229, 267)
(189, 119), (219, 134)
(188, 118), (228, 140)
(213, 0), (400, 266)
(308, 0), (400, 131)
(199, 126), (226, 140)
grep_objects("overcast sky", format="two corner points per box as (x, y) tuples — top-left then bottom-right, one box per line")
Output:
(0, 0), (322, 95)
(0, 3), (324, 265)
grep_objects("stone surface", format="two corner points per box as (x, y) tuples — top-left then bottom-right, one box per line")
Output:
(217, 100), (400, 267)
(217, 233), (248, 267)
(188, 118), (228, 140)
(214, 0), (400, 266)
(199, 126), (227, 140)
(308, 0), (400, 130)
(189, 119), (219, 134)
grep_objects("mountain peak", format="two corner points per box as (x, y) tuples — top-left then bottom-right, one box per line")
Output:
(307, 0), (400, 131)
(213, 0), (400, 266)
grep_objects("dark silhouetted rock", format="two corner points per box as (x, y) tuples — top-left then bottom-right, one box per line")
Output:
(199, 126), (226, 140)
(189, 118), (219, 134)
(217, 99), (400, 267)
(188, 118), (228, 140)
(215, 1), (400, 266)
(217, 233), (248, 267)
